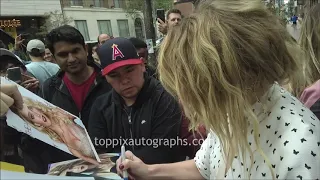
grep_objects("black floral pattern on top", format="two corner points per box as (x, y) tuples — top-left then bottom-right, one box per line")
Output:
(194, 83), (320, 179)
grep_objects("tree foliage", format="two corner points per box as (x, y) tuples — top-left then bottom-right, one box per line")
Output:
(124, 0), (173, 18)
(37, 10), (73, 37)
(265, 1), (288, 26)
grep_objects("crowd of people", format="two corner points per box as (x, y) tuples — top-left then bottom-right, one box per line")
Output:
(0, 0), (319, 179)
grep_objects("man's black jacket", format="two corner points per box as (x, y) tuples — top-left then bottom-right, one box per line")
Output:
(88, 74), (184, 164)
(20, 66), (112, 174)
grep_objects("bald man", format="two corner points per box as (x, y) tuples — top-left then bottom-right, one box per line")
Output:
(97, 34), (112, 46)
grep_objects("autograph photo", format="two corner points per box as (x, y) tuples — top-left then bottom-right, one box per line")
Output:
(1, 77), (100, 164)
(47, 153), (121, 179)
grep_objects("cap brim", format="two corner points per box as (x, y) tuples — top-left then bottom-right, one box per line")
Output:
(0, 48), (26, 68)
(102, 59), (143, 76)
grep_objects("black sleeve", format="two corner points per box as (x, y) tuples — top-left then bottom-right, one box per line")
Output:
(133, 91), (183, 164)
(88, 95), (110, 154)
(310, 99), (320, 120)
(37, 78), (51, 100)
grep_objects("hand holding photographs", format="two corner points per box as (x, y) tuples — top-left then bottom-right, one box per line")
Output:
(1, 77), (100, 164)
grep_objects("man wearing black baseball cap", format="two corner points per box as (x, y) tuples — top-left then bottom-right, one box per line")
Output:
(88, 37), (184, 164)
(0, 48), (39, 92)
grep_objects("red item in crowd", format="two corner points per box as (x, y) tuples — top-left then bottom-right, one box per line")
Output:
(179, 115), (207, 158)
(63, 71), (97, 111)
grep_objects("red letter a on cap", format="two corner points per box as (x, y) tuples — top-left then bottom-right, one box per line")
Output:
(112, 44), (124, 60)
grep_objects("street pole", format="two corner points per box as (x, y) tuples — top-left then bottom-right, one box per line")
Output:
(144, 0), (157, 67)
(278, 0), (281, 16)
(144, 0), (156, 42)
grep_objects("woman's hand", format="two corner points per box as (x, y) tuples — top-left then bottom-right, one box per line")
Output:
(117, 152), (204, 180)
(116, 151), (150, 180)
(0, 84), (23, 116)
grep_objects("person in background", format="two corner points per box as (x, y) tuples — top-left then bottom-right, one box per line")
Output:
(0, 40), (7, 50)
(157, 9), (182, 36)
(91, 44), (100, 65)
(0, 45), (39, 165)
(97, 34), (112, 46)
(25, 39), (60, 86)
(299, 4), (320, 119)
(0, 50), (37, 165)
(20, 25), (112, 174)
(0, 48), (39, 93)
(12, 34), (31, 62)
(89, 37), (183, 164)
(43, 47), (55, 63)
(156, 9), (183, 49)
(92, 33), (113, 66)
(128, 37), (157, 78)
(116, 0), (318, 179)
(86, 43), (100, 68)
(0, 40), (27, 67)
(291, 14), (298, 28)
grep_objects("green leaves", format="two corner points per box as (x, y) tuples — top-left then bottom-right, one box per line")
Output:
(124, 0), (173, 17)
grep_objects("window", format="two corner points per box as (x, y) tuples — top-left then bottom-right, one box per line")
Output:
(70, 0), (83, 6)
(94, 0), (102, 7)
(98, 20), (113, 36)
(113, 0), (126, 8)
(74, 20), (90, 41)
(134, 18), (144, 40)
(114, 0), (120, 8)
(117, 20), (130, 37)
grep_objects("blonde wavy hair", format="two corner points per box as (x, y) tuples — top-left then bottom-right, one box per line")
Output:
(299, 4), (320, 86)
(158, 0), (306, 179)
(15, 97), (75, 143)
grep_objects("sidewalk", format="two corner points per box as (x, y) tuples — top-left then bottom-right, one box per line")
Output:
(286, 19), (302, 42)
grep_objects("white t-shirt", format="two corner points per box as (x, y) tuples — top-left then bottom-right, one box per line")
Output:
(195, 83), (320, 179)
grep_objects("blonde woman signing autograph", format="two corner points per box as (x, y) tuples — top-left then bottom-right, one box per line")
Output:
(116, 0), (319, 180)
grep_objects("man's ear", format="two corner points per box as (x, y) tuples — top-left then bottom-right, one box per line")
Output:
(140, 57), (145, 63)
(105, 75), (111, 83)
(140, 62), (146, 72)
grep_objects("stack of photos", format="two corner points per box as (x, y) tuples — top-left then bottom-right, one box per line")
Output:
(47, 153), (121, 179)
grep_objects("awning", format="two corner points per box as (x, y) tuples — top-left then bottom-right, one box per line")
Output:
(0, 28), (15, 46)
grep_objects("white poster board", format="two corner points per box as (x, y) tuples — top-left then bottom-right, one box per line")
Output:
(1, 77), (100, 164)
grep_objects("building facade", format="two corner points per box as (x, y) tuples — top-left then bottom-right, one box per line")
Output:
(296, 0), (319, 17)
(0, 0), (62, 39)
(173, 0), (198, 16)
(61, 0), (145, 42)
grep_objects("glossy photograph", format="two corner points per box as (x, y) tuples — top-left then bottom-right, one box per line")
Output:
(1, 77), (100, 164)
(47, 153), (121, 179)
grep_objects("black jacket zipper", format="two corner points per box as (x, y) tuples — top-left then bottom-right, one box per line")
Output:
(57, 78), (100, 120)
(124, 108), (134, 151)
